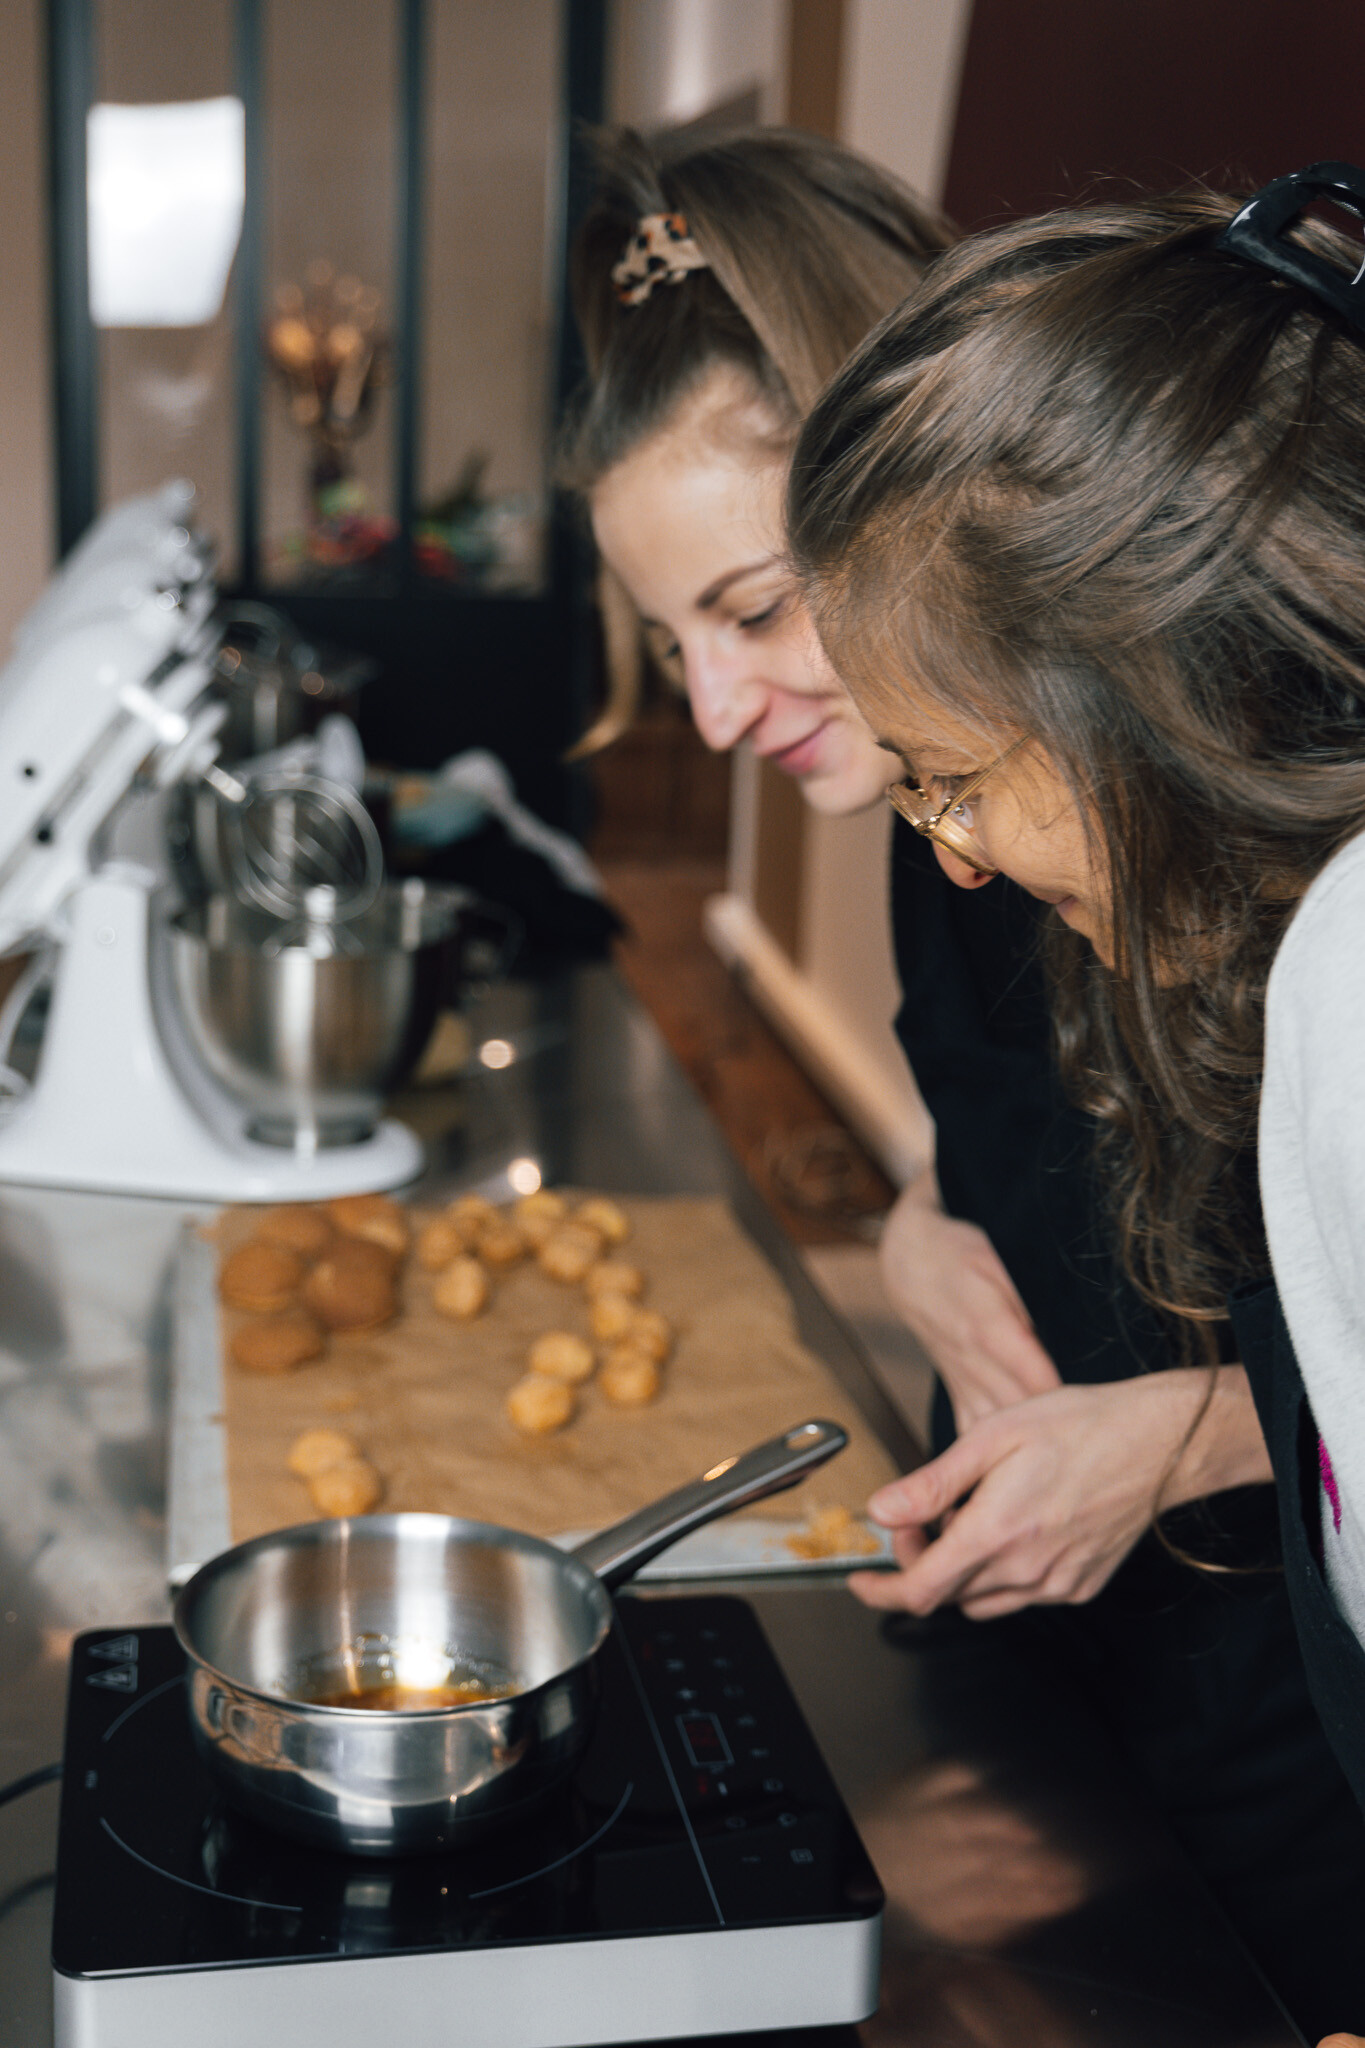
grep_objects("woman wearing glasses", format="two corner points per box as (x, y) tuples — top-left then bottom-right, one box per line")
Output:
(789, 166), (1365, 2038)
(567, 131), (1365, 2037)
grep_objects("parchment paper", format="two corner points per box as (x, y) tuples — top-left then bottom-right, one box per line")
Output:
(213, 1195), (899, 1545)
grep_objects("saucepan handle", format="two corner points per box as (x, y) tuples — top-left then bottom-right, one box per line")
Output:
(571, 1418), (848, 1589)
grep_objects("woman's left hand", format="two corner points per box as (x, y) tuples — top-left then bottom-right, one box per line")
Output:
(849, 1367), (1271, 1621)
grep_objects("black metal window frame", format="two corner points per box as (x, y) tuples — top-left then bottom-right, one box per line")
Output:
(45, 0), (606, 599)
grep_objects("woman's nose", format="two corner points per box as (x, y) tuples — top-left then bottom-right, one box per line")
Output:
(933, 844), (997, 890)
(683, 641), (769, 753)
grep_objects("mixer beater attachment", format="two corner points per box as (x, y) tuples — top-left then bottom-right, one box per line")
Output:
(209, 766), (384, 944)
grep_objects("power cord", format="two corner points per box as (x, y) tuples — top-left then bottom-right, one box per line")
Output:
(0, 1762), (62, 1810)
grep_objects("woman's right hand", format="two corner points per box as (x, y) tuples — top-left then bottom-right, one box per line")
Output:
(881, 1175), (1061, 1430)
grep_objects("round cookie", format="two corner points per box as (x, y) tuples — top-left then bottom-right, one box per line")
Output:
(230, 1310), (326, 1375)
(326, 1193), (410, 1263)
(303, 1240), (397, 1331)
(256, 1204), (333, 1260)
(220, 1240), (305, 1313)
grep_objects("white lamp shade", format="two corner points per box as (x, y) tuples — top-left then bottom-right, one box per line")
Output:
(87, 97), (246, 329)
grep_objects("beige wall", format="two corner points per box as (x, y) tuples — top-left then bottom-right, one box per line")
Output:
(420, 0), (559, 514)
(840, 0), (972, 201)
(611, 0), (786, 128)
(0, 0), (54, 652)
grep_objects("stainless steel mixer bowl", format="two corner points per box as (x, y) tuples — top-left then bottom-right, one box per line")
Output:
(168, 880), (464, 1146)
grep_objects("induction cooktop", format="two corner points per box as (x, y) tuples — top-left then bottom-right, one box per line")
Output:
(53, 1595), (882, 2048)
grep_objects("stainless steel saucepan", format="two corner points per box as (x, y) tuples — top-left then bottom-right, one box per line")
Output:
(173, 1418), (846, 1856)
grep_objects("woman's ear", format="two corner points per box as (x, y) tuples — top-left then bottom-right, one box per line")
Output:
(933, 844), (996, 890)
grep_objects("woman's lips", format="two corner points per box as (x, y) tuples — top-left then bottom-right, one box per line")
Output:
(760, 720), (833, 776)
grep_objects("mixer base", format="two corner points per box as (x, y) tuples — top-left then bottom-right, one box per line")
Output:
(0, 867), (424, 1201)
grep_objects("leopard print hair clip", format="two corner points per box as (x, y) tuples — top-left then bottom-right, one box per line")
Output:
(611, 211), (710, 306)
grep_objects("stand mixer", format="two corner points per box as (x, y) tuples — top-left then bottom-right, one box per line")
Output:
(0, 482), (427, 1199)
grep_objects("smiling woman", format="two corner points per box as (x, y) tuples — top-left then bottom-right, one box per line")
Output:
(563, 128), (951, 815)
(588, 366), (894, 816)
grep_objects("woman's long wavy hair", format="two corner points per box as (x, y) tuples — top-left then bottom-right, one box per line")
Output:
(789, 190), (1365, 1350)
(560, 125), (952, 751)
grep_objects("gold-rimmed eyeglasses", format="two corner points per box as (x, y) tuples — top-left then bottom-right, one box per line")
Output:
(886, 739), (1025, 874)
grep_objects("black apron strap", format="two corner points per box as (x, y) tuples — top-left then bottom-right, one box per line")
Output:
(1230, 1275), (1365, 1816)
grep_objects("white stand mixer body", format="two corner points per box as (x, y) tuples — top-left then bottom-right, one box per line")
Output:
(0, 485), (426, 1201)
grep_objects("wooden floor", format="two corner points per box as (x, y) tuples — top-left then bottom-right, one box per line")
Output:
(598, 857), (894, 1246)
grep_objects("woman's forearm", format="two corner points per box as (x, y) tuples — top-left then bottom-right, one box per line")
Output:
(1163, 1366), (1272, 1508)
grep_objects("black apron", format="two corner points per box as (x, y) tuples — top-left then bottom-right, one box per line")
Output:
(1230, 1275), (1365, 1820)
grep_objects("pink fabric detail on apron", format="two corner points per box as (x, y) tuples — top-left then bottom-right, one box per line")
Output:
(1320, 1436), (1343, 1535)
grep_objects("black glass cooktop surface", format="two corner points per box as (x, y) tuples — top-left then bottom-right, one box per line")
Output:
(54, 1595), (881, 1979)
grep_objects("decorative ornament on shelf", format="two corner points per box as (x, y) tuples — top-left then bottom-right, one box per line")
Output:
(265, 261), (393, 571)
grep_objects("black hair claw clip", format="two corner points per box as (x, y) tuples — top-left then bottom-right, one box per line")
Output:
(1217, 161), (1365, 335)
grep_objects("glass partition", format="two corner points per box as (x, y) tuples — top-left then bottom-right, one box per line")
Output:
(259, 0), (399, 589)
(417, 0), (561, 594)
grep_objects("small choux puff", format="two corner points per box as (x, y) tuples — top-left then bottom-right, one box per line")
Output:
(589, 1292), (636, 1343)
(287, 1426), (361, 1479)
(256, 1204), (333, 1260)
(575, 1197), (630, 1245)
(599, 1346), (661, 1407)
(477, 1219), (528, 1269)
(447, 1194), (497, 1246)
(514, 1189), (567, 1246)
(584, 1259), (645, 1302)
(506, 1374), (575, 1435)
(219, 1241), (305, 1313)
(537, 1224), (602, 1284)
(625, 1308), (672, 1363)
(417, 1215), (465, 1272)
(230, 1311), (326, 1375)
(527, 1331), (595, 1384)
(326, 1193), (410, 1264)
(308, 1458), (382, 1516)
(432, 1255), (489, 1320)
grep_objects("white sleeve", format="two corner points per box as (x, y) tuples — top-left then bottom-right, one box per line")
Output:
(1260, 837), (1365, 1639)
